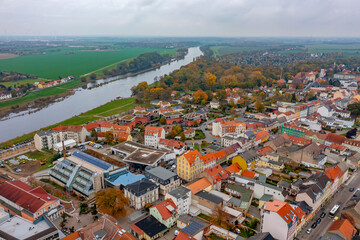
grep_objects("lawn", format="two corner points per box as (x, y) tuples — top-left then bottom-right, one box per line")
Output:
(0, 78), (48, 87)
(0, 47), (175, 79)
(194, 130), (206, 140)
(306, 44), (360, 57)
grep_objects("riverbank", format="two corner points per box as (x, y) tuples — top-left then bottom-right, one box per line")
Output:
(0, 97), (142, 148)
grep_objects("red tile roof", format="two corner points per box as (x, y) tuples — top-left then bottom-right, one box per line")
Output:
(328, 219), (356, 240)
(246, 122), (264, 130)
(53, 125), (83, 132)
(329, 143), (347, 152)
(151, 199), (177, 221)
(288, 136), (312, 145)
(187, 178), (211, 194)
(84, 122), (100, 132)
(325, 133), (346, 145)
(175, 232), (196, 240)
(202, 152), (217, 165)
(264, 200), (302, 225)
(226, 163), (241, 174)
(213, 150), (227, 160)
(204, 165), (229, 184)
(0, 181), (58, 214)
(256, 130), (270, 141)
(158, 139), (185, 149)
(242, 170), (256, 179)
(256, 146), (274, 156)
(144, 126), (164, 137)
(325, 165), (344, 183)
(183, 150), (202, 166)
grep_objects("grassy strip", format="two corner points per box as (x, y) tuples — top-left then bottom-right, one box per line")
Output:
(0, 78), (81, 108)
(0, 78), (49, 87)
(0, 97), (140, 148)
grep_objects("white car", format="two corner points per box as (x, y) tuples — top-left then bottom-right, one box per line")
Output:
(306, 228), (312, 234)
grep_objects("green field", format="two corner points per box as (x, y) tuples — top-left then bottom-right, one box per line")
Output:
(0, 47), (175, 79)
(306, 44), (360, 56)
(0, 78), (48, 87)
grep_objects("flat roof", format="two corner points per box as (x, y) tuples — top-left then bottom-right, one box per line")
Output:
(0, 216), (56, 239)
(146, 167), (177, 180)
(69, 151), (115, 172)
(106, 171), (145, 186)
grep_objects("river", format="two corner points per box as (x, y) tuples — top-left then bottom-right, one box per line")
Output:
(0, 47), (203, 143)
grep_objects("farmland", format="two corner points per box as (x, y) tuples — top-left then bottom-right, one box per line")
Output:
(211, 46), (269, 56)
(0, 47), (176, 79)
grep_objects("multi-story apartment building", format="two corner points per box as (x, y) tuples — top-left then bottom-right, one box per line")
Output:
(34, 130), (59, 150)
(212, 118), (245, 137)
(144, 126), (165, 148)
(165, 186), (191, 215)
(124, 178), (159, 210)
(52, 125), (87, 143)
(261, 200), (305, 240)
(280, 124), (306, 138)
(176, 150), (204, 181)
(145, 167), (181, 195)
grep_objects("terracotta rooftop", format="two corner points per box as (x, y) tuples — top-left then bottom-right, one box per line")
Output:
(328, 219), (356, 240)
(187, 177), (211, 194)
(183, 150), (202, 166)
(150, 199), (177, 221)
(145, 126), (164, 137)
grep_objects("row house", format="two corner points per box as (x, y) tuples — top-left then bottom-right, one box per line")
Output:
(324, 164), (346, 197)
(295, 172), (331, 218)
(343, 139), (360, 152)
(212, 118), (245, 137)
(201, 164), (229, 191)
(144, 126), (165, 148)
(145, 166), (181, 195)
(53, 125), (87, 143)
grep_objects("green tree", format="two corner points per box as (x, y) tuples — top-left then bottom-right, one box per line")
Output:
(255, 98), (265, 113)
(180, 132), (186, 142)
(159, 117), (166, 125)
(80, 76), (87, 82)
(348, 103), (360, 116)
(10, 89), (16, 98)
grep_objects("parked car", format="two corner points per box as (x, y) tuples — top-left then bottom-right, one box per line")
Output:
(317, 218), (321, 224)
(311, 223), (317, 229)
(13, 167), (22, 172)
(306, 228), (312, 234)
(349, 187), (355, 192)
(320, 212), (326, 218)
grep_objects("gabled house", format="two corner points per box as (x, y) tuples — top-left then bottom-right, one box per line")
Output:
(176, 150), (204, 181)
(150, 199), (178, 228)
(144, 126), (165, 148)
(201, 164), (229, 190)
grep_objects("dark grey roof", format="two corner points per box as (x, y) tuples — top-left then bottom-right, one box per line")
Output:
(36, 130), (57, 137)
(195, 190), (222, 204)
(168, 186), (191, 199)
(134, 215), (167, 238)
(125, 178), (158, 195)
(239, 150), (260, 163)
(277, 180), (291, 188)
(181, 221), (203, 236)
(245, 131), (256, 139)
(292, 201), (312, 214)
(249, 232), (275, 240)
(145, 167), (177, 181)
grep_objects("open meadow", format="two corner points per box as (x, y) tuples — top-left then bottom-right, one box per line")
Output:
(0, 47), (176, 79)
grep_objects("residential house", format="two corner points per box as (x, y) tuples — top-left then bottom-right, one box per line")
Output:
(165, 186), (191, 215)
(261, 200), (305, 240)
(63, 215), (136, 240)
(161, 111), (183, 125)
(295, 173), (331, 216)
(342, 199), (360, 229)
(150, 199), (178, 228)
(0, 180), (64, 222)
(183, 112), (202, 126)
(145, 166), (180, 195)
(119, 115), (137, 129)
(326, 219), (357, 240)
(324, 165), (345, 196)
(184, 128), (195, 139)
(186, 178), (212, 194)
(176, 150), (204, 181)
(201, 164), (229, 191)
(129, 215), (167, 240)
(225, 184), (253, 213)
(158, 139), (186, 155)
(124, 179), (159, 210)
(210, 100), (220, 109)
(144, 126), (165, 148)
(212, 118), (245, 137)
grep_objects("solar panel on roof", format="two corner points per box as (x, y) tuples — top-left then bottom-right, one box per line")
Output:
(72, 151), (112, 170)
(181, 221), (203, 235)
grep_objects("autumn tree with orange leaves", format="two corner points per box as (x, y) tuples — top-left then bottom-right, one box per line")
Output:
(95, 188), (130, 218)
(194, 89), (208, 105)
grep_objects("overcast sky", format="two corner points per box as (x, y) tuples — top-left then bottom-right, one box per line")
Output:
(0, 0), (359, 37)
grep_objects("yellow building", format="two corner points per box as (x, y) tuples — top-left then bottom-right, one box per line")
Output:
(176, 150), (204, 181)
(256, 158), (284, 171)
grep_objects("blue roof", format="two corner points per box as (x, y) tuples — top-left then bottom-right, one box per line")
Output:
(72, 151), (112, 171)
(106, 171), (145, 186)
(181, 221), (203, 235)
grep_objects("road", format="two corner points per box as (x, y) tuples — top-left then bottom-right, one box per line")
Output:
(297, 171), (360, 240)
